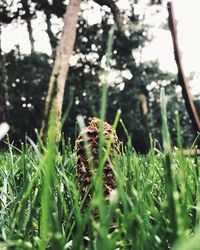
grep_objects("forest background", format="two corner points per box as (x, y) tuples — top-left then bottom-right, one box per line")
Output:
(0, 0), (199, 152)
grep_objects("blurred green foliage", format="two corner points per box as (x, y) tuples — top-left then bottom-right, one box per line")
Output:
(2, 0), (198, 151)
(4, 50), (51, 141)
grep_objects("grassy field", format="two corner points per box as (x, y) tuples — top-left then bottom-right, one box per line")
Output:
(0, 90), (200, 250)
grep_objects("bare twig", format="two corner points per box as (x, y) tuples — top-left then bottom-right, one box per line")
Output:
(0, 23), (6, 123)
(167, 2), (200, 133)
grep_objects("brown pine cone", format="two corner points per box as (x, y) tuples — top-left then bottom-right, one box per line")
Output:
(75, 117), (120, 203)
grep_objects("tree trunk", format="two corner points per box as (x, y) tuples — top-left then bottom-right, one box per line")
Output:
(27, 18), (35, 53)
(40, 0), (81, 138)
(168, 2), (200, 133)
(94, 0), (151, 144)
(45, 11), (57, 56)
(21, 0), (35, 53)
(0, 23), (6, 123)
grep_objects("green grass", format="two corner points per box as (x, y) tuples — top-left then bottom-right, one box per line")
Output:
(0, 110), (199, 249)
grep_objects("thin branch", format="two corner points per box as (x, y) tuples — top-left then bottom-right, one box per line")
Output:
(0, 24), (6, 123)
(167, 1), (200, 133)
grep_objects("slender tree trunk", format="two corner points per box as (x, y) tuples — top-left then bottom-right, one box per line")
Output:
(168, 2), (200, 133)
(45, 11), (57, 56)
(0, 23), (6, 123)
(40, 0), (81, 137)
(27, 18), (35, 53)
(21, 0), (35, 53)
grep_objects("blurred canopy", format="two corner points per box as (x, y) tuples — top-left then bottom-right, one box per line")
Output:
(0, 0), (198, 152)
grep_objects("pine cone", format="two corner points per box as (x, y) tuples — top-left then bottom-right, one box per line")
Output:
(75, 117), (120, 203)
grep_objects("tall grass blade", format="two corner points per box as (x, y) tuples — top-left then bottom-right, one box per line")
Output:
(160, 88), (178, 242)
(39, 106), (59, 249)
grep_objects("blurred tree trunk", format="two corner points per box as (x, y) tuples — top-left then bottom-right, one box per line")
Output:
(40, 0), (81, 138)
(168, 2), (200, 133)
(33, 0), (66, 57)
(0, 24), (6, 123)
(21, 0), (35, 53)
(94, 0), (150, 133)
(140, 94), (148, 116)
(27, 18), (35, 53)
(45, 10), (57, 56)
(93, 0), (124, 33)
